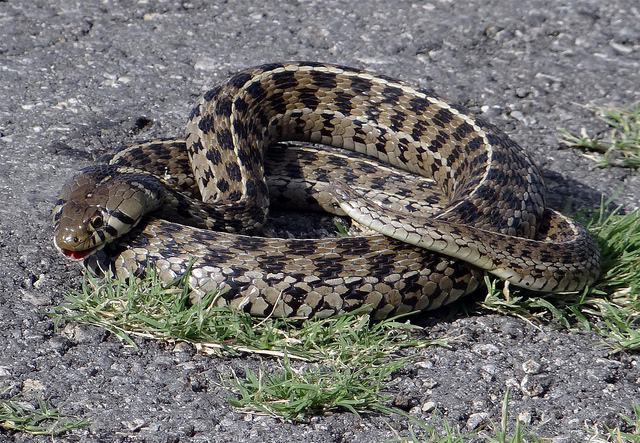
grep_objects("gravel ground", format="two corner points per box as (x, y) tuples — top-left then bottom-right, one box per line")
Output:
(1, 0), (640, 441)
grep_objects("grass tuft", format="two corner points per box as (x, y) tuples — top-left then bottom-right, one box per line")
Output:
(559, 103), (640, 168)
(585, 403), (640, 441)
(0, 390), (88, 436)
(50, 267), (441, 360)
(226, 352), (405, 420)
(481, 391), (540, 443)
(50, 268), (449, 420)
(403, 391), (542, 442)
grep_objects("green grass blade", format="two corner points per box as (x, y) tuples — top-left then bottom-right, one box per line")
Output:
(0, 392), (88, 436)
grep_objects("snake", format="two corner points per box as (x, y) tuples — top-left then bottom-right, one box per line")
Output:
(52, 61), (601, 319)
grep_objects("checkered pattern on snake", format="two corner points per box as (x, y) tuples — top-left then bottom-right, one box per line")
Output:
(52, 62), (601, 319)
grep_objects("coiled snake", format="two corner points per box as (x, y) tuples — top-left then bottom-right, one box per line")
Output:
(52, 62), (601, 319)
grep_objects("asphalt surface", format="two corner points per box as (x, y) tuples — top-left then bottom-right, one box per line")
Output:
(1, 0), (640, 441)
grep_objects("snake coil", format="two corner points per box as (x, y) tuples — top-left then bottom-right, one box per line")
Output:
(53, 62), (600, 319)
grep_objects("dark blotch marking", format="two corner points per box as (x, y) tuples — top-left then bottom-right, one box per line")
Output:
(110, 209), (136, 226)
(473, 183), (498, 204)
(468, 150), (488, 169)
(197, 115), (215, 134)
(310, 71), (338, 89)
(433, 108), (454, 127)
(452, 122), (474, 141)
(486, 161), (510, 188)
(215, 98), (232, 117)
(348, 76), (372, 95)
(227, 72), (252, 89)
(216, 129), (234, 151)
(203, 85), (222, 102)
(319, 111), (335, 123)
(259, 255), (288, 275)
(234, 97), (249, 115)
(311, 256), (345, 279)
(450, 199), (480, 223)
(201, 170), (212, 188)
(356, 161), (378, 174)
(388, 111), (406, 132)
(236, 147), (252, 165)
(430, 129), (451, 151)
(283, 285), (311, 304)
(381, 85), (403, 103)
(401, 271), (423, 295)
(188, 105), (201, 121)
(233, 119), (247, 139)
(267, 94), (287, 116)
(189, 139), (204, 154)
(205, 148), (222, 165)
(258, 62), (285, 73)
(103, 225), (118, 238)
(246, 81), (267, 103)
(227, 190), (242, 201)
(352, 133), (366, 146)
(225, 162), (242, 182)
(445, 144), (462, 167)
(365, 102), (382, 122)
(245, 179), (258, 198)
(296, 87), (321, 110)
(217, 178), (229, 193)
(410, 119), (432, 142)
(466, 136), (483, 152)
(334, 91), (354, 114)
(408, 96), (431, 114)
(271, 70), (299, 89)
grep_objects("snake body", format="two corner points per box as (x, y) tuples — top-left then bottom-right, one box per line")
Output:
(53, 62), (601, 319)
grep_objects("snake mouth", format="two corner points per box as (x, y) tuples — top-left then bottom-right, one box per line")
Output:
(60, 247), (98, 260)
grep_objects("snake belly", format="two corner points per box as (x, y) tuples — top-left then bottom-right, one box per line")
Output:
(52, 62), (601, 319)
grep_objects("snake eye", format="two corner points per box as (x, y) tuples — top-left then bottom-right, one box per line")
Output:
(90, 212), (104, 229)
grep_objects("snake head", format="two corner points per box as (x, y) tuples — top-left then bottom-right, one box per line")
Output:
(52, 166), (161, 260)
(52, 199), (111, 260)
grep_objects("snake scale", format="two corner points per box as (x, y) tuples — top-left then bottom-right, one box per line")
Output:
(53, 61), (601, 319)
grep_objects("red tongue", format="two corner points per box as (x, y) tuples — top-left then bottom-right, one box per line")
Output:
(62, 248), (94, 260)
